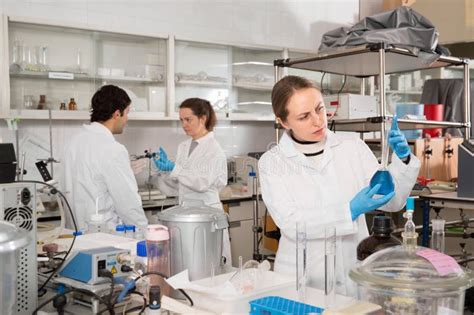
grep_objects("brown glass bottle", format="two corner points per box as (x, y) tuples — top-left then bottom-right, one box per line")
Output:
(59, 102), (66, 110)
(68, 98), (77, 110)
(38, 94), (46, 110)
(357, 215), (401, 261)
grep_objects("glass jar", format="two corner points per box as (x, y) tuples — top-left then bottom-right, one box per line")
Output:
(37, 95), (46, 110)
(357, 215), (400, 261)
(68, 98), (77, 110)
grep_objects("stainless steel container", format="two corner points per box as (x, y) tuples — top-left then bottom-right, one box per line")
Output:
(157, 200), (228, 281)
(0, 221), (30, 315)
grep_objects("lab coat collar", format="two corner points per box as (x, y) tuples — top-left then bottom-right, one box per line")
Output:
(193, 131), (214, 145)
(83, 122), (115, 142)
(279, 129), (341, 171)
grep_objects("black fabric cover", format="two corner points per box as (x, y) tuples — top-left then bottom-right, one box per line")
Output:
(319, 6), (449, 56)
(420, 79), (474, 137)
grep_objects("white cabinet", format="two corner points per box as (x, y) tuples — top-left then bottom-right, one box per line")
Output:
(4, 17), (168, 120)
(227, 200), (266, 266)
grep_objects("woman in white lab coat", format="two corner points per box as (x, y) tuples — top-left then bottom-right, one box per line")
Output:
(154, 98), (231, 264)
(258, 76), (420, 296)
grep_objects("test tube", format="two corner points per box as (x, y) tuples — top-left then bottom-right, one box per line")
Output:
(325, 226), (336, 309)
(296, 222), (307, 302)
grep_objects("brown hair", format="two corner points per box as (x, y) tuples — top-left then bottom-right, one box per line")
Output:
(271, 75), (319, 122)
(179, 98), (217, 131)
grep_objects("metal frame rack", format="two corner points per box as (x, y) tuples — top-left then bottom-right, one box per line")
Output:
(273, 43), (472, 148)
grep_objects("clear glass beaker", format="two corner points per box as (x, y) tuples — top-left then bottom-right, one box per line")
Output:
(296, 222), (307, 302)
(325, 226), (336, 309)
(146, 224), (170, 297)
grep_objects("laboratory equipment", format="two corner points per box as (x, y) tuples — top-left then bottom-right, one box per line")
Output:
(423, 103), (444, 138)
(86, 197), (107, 233)
(323, 94), (377, 120)
(115, 224), (126, 236)
(0, 221), (30, 315)
(124, 224), (135, 238)
(134, 240), (147, 273)
(350, 197), (474, 314)
(59, 246), (131, 284)
(403, 197), (417, 249)
(324, 226), (336, 309)
(0, 144), (17, 183)
(296, 222), (307, 302)
(156, 200), (228, 281)
(458, 139), (474, 198)
(146, 224), (171, 296)
(37, 94), (47, 109)
(68, 97), (77, 110)
(369, 118), (394, 195)
(0, 183), (38, 314)
(431, 219), (446, 253)
(357, 215), (400, 261)
(249, 296), (324, 315)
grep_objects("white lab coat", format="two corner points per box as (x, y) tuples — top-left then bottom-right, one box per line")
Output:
(258, 130), (420, 296)
(62, 122), (148, 231)
(156, 132), (232, 264)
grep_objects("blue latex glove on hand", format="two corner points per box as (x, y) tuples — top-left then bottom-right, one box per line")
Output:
(388, 115), (411, 159)
(153, 147), (175, 172)
(350, 184), (395, 221)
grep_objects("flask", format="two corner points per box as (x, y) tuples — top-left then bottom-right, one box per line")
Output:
(68, 98), (77, 110)
(431, 219), (446, 253)
(38, 95), (46, 110)
(146, 224), (170, 297)
(357, 215), (401, 261)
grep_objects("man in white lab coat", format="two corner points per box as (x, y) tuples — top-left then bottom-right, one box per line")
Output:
(258, 76), (420, 296)
(63, 85), (148, 231)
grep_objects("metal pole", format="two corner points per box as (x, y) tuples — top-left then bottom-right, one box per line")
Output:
(379, 47), (387, 152)
(274, 65), (282, 144)
(464, 61), (471, 139)
(48, 108), (54, 177)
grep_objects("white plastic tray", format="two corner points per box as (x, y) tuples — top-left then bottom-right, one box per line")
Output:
(187, 270), (295, 314)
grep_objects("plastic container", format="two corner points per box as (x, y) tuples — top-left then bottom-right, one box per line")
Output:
(396, 103), (424, 139)
(248, 171), (256, 195)
(431, 219), (446, 253)
(357, 215), (401, 261)
(115, 224), (126, 236)
(146, 224), (170, 296)
(423, 104), (444, 138)
(87, 213), (107, 233)
(186, 270), (294, 314)
(134, 240), (148, 274)
(249, 296), (324, 315)
(125, 225), (136, 238)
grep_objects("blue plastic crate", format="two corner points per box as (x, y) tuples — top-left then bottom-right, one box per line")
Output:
(249, 296), (324, 315)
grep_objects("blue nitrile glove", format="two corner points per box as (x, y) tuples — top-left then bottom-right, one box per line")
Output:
(153, 147), (175, 172)
(388, 115), (411, 159)
(350, 184), (395, 221)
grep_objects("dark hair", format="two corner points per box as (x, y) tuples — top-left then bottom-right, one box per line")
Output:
(179, 98), (217, 131)
(90, 85), (131, 122)
(271, 75), (319, 122)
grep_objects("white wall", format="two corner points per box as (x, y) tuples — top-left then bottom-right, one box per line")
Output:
(0, 0), (359, 186)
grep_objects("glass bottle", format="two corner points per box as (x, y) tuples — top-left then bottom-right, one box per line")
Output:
(357, 215), (401, 261)
(431, 218), (446, 253)
(402, 197), (418, 250)
(59, 102), (66, 110)
(38, 95), (46, 110)
(68, 98), (77, 110)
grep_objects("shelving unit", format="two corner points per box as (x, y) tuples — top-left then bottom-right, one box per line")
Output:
(274, 43), (472, 142)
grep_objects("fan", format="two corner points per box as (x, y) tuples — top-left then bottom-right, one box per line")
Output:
(4, 205), (34, 231)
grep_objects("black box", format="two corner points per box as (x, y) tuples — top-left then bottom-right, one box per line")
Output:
(0, 143), (17, 183)
(458, 139), (474, 198)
